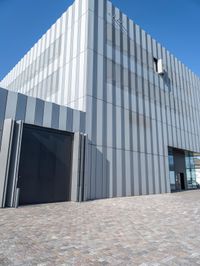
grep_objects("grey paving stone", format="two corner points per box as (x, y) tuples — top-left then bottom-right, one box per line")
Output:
(0, 191), (200, 265)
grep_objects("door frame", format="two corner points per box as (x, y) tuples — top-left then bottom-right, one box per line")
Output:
(5, 120), (23, 207)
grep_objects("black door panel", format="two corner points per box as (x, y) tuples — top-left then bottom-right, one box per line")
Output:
(18, 124), (73, 205)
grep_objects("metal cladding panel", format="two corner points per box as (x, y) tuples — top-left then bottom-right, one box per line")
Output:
(0, 87), (85, 136)
(43, 102), (53, 128)
(95, 148), (103, 199)
(0, 89), (8, 146)
(5, 91), (18, 119)
(59, 106), (68, 130)
(67, 108), (73, 132)
(51, 103), (60, 129)
(25, 97), (36, 124)
(83, 0), (200, 200)
(5, 121), (23, 207)
(71, 132), (80, 201)
(15, 94), (27, 121)
(0, 0), (89, 112)
(0, 119), (14, 207)
(34, 99), (44, 126)
(90, 144), (96, 199)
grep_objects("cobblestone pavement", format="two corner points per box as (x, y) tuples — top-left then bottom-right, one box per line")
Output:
(1, 191), (200, 266)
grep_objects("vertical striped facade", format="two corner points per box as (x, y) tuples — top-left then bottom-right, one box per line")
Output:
(83, 0), (200, 199)
(0, 87), (86, 207)
(0, 0), (89, 112)
(1, 0), (200, 200)
(0, 87), (85, 148)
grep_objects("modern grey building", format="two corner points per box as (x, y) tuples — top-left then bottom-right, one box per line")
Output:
(0, 0), (200, 207)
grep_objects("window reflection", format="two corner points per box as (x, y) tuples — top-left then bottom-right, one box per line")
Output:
(168, 148), (200, 191)
(185, 151), (199, 189)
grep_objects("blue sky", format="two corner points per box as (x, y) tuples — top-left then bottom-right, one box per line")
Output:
(0, 0), (200, 80)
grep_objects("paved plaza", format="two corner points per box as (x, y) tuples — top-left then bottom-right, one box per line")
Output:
(0, 191), (200, 265)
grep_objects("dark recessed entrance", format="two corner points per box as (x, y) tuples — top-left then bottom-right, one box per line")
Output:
(180, 173), (185, 190)
(17, 124), (73, 205)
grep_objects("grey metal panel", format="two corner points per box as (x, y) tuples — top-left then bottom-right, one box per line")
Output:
(51, 103), (60, 129)
(43, 102), (53, 128)
(72, 110), (80, 132)
(153, 154), (160, 194)
(71, 133), (88, 201)
(5, 91), (18, 119)
(15, 94), (27, 121)
(0, 89), (8, 148)
(85, 96), (92, 143)
(133, 151), (139, 196)
(80, 112), (86, 133)
(86, 143), (92, 199)
(95, 148), (103, 199)
(96, 99), (103, 146)
(0, 119), (14, 208)
(91, 96), (97, 144)
(78, 134), (87, 201)
(102, 146), (108, 198)
(66, 107), (73, 132)
(0, 89), (8, 130)
(107, 147), (113, 197)
(159, 156), (166, 193)
(147, 154), (154, 194)
(164, 155), (171, 193)
(90, 145), (96, 199)
(59, 106), (67, 130)
(25, 97), (36, 124)
(116, 149), (122, 197)
(5, 121), (23, 207)
(83, 134), (89, 201)
(70, 132), (80, 202)
(112, 145), (117, 197)
(125, 150), (131, 196)
(34, 99), (44, 126)
(140, 152), (147, 195)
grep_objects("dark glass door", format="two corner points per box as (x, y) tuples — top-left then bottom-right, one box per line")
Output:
(18, 124), (73, 205)
(180, 173), (185, 190)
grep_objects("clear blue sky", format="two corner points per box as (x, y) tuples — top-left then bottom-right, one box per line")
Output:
(0, 0), (200, 80)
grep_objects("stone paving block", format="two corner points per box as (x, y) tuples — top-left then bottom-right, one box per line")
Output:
(0, 191), (200, 265)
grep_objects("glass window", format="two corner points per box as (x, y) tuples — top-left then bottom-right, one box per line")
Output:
(170, 171), (175, 184)
(185, 151), (200, 189)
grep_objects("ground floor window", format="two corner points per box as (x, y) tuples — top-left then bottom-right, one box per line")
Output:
(168, 147), (200, 192)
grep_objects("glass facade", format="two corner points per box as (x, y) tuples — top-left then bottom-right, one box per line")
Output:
(185, 152), (200, 189)
(185, 152), (196, 189)
(168, 148), (176, 191)
(168, 147), (200, 192)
